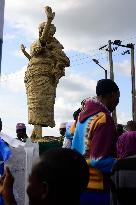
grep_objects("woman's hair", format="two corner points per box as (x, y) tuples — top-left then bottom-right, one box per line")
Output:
(35, 148), (89, 202)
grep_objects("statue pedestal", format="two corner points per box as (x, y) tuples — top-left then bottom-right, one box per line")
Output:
(32, 136), (63, 155)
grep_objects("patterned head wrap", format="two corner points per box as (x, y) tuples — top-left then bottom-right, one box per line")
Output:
(117, 131), (136, 158)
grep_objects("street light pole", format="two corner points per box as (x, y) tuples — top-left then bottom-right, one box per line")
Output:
(97, 63), (107, 79)
(92, 59), (107, 79)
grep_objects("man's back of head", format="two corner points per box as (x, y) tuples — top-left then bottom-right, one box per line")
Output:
(96, 79), (120, 112)
(35, 148), (89, 205)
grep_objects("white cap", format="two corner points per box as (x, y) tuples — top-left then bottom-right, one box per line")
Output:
(59, 122), (67, 129)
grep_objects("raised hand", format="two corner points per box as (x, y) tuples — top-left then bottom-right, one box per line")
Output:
(20, 44), (31, 60)
(20, 44), (26, 52)
(45, 6), (55, 20)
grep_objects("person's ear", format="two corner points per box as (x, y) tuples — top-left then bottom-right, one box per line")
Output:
(40, 182), (48, 200)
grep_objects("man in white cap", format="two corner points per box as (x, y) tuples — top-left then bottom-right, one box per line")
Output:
(59, 122), (67, 137)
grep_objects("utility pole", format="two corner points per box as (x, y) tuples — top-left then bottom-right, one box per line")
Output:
(113, 41), (136, 121)
(108, 40), (117, 124)
(100, 40), (136, 122)
(130, 44), (136, 121)
(108, 40), (114, 81)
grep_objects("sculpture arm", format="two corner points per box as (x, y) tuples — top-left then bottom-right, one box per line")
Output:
(39, 6), (55, 44)
(20, 44), (31, 60)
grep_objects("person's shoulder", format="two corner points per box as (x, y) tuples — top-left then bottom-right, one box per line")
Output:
(101, 111), (116, 126)
(31, 40), (41, 48)
(94, 111), (110, 125)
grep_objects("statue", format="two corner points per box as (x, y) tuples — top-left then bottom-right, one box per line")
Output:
(21, 6), (70, 138)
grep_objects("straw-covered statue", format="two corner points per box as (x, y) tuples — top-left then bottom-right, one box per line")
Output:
(21, 6), (70, 138)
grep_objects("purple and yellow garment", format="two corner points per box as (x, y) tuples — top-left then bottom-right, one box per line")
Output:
(111, 132), (136, 205)
(117, 131), (136, 158)
(70, 121), (77, 135)
(72, 98), (117, 191)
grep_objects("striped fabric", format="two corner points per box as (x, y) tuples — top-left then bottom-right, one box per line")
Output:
(0, 0), (5, 72)
(111, 157), (136, 205)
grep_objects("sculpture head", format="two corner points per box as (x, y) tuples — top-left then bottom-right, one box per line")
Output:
(49, 24), (56, 36)
(38, 22), (56, 38)
(38, 22), (45, 37)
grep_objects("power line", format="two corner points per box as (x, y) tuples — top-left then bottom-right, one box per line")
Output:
(1, 34), (136, 82)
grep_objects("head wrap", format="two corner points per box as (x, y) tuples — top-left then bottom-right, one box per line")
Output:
(16, 123), (26, 130)
(96, 79), (119, 96)
(117, 131), (136, 158)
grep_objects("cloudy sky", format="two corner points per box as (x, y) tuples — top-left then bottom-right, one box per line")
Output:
(1, 0), (136, 137)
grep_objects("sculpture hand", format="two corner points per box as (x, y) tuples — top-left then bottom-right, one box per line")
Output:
(45, 6), (55, 20)
(21, 44), (26, 52)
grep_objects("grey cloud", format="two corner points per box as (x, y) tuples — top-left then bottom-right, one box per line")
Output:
(56, 0), (136, 37)
(5, 0), (136, 51)
(54, 0), (136, 50)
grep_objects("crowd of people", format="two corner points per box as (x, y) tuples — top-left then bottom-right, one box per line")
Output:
(0, 78), (136, 205)
(60, 79), (136, 205)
